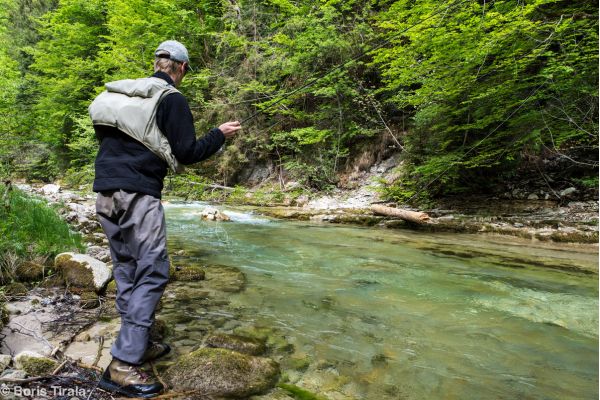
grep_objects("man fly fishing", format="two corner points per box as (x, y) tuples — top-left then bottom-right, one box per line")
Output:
(89, 40), (241, 398)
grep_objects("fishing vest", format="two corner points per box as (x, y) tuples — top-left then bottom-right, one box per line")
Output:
(89, 77), (184, 173)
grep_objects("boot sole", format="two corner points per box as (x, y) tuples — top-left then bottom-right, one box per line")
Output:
(98, 376), (162, 398)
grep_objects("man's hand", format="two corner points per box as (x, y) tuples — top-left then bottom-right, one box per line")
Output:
(218, 121), (242, 138)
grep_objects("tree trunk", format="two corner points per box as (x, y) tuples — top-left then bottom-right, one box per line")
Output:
(371, 204), (430, 224)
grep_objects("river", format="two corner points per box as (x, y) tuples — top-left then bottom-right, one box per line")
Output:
(162, 201), (598, 400)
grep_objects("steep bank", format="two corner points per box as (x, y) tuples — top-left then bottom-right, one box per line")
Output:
(223, 154), (599, 244)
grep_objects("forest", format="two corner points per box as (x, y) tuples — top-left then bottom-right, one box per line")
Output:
(0, 0), (597, 203)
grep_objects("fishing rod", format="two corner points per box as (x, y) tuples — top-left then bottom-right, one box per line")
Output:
(239, 0), (471, 125)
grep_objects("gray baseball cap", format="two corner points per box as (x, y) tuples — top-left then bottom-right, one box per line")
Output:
(155, 40), (192, 71)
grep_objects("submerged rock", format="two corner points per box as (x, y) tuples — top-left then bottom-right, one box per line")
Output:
(205, 332), (267, 355)
(166, 347), (280, 398)
(169, 264), (206, 282)
(54, 252), (112, 293)
(204, 265), (247, 293)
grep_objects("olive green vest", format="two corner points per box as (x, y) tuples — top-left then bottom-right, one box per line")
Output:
(89, 77), (184, 173)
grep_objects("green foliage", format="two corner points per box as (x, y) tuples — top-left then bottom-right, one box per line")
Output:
(373, 0), (598, 197)
(0, 184), (83, 258)
(0, 0), (596, 199)
(574, 176), (599, 190)
(63, 163), (94, 190)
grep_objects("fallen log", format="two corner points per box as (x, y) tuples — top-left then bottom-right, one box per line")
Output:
(185, 181), (235, 191)
(371, 204), (430, 224)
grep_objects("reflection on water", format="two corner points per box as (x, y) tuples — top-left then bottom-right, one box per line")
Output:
(164, 201), (599, 400)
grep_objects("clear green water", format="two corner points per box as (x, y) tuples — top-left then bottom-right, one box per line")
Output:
(164, 202), (598, 400)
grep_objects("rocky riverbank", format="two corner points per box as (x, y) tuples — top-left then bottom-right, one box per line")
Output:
(0, 184), (292, 399)
(0, 180), (596, 399)
(252, 198), (598, 243)
(16, 168), (600, 245)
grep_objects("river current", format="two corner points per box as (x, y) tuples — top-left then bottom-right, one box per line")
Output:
(163, 201), (598, 400)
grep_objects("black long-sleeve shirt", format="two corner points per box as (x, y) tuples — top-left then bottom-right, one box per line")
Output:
(93, 71), (225, 198)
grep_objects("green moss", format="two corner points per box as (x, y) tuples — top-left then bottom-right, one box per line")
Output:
(19, 356), (58, 376)
(79, 291), (100, 309)
(169, 265), (206, 282)
(39, 273), (66, 288)
(286, 357), (311, 372)
(166, 347), (280, 397)
(206, 333), (266, 355)
(105, 279), (117, 295)
(15, 261), (45, 282)
(278, 383), (328, 400)
(150, 319), (171, 342)
(4, 282), (28, 296)
(234, 326), (273, 342)
(98, 314), (116, 323)
(55, 255), (94, 289)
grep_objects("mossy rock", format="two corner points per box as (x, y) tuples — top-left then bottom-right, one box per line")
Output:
(169, 265), (206, 282)
(268, 336), (295, 354)
(166, 347), (280, 399)
(4, 282), (28, 297)
(283, 354), (311, 372)
(14, 261), (45, 282)
(15, 352), (58, 376)
(39, 274), (66, 289)
(204, 265), (246, 293)
(54, 252), (112, 293)
(149, 319), (171, 342)
(105, 279), (117, 295)
(205, 333), (267, 356)
(233, 326), (292, 353)
(79, 291), (100, 309)
(233, 326), (274, 342)
(55, 253), (94, 288)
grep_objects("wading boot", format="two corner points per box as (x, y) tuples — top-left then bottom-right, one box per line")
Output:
(99, 358), (163, 398)
(143, 341), (171, 362)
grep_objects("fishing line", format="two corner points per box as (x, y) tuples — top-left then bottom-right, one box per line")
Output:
(239, 0), (471, 124)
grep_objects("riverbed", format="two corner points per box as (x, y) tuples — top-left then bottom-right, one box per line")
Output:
(161, 201), (598, 400)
